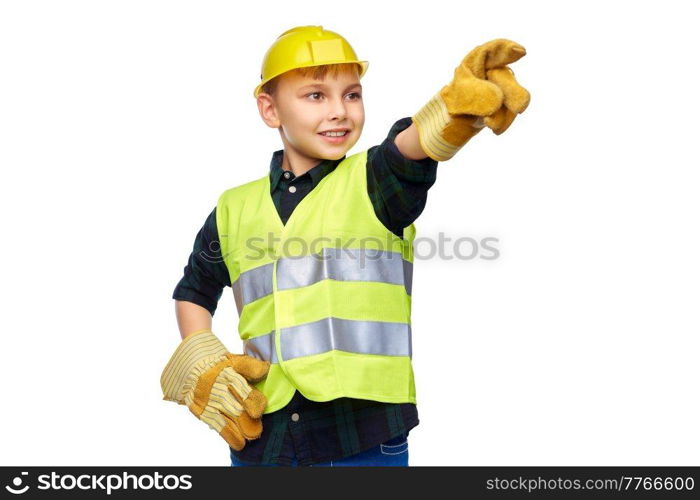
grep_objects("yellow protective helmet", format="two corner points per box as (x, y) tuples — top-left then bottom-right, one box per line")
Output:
(253, 25), (369, 98)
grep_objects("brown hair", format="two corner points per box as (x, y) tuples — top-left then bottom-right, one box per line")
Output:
(260, 62), (361, 97)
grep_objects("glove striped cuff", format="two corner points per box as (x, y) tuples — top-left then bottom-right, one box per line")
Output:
(160, 330), (229, 404)
(412, 92), (464, 162)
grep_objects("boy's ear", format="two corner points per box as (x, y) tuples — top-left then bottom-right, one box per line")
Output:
(257, 94), (281, 129)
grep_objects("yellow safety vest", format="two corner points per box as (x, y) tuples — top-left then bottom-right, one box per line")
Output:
(216, 150), (416, 413)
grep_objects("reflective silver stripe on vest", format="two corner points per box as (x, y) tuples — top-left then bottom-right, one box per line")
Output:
(276, 247), (413, 296)
(242, 319), (412, 364)
(233, 248), (413, 313)
(243, 331), (278, 364)
(232, 262), (274, 308)
(280, 317), (412, 361)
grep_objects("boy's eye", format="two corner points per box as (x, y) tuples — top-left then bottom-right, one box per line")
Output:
(305, 92), (362, 101)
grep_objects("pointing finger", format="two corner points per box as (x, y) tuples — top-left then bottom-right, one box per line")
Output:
(464, 39), (527, 79)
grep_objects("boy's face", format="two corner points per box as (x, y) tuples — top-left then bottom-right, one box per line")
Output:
(257, 68), (365, 163)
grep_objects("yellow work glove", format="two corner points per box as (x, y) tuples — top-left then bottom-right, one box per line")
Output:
(160, 329), (271, 451)
(412, 38), (530, 162)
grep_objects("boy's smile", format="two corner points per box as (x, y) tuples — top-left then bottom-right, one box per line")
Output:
(257, 66), (365, 176)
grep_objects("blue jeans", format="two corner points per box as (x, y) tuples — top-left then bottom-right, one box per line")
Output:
(230, 432), (409, 467)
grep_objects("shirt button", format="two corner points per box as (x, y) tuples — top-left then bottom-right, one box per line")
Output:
(291, 413), (300, 422)
(283, 171), (291, 179)
(288, 186), (297, 193)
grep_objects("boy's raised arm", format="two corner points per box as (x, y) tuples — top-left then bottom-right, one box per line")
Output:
(393, 122), (429, 161)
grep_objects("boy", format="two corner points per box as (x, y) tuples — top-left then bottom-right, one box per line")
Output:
(160, 25), (529, 467)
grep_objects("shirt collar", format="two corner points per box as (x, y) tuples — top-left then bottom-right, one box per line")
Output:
(269, 149), (345, 193)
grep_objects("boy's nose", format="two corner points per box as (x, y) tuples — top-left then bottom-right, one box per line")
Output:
(327, 97), (347, 120)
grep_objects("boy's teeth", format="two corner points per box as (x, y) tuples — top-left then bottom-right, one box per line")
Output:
(321, 131), (347, 137)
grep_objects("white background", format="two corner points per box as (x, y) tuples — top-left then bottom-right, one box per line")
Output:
(1, 0), (698, 466)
